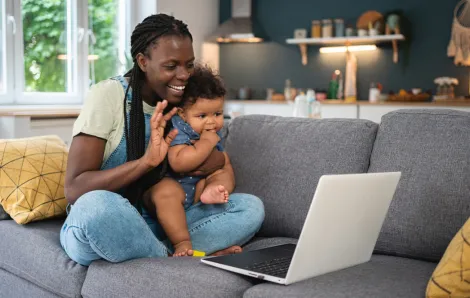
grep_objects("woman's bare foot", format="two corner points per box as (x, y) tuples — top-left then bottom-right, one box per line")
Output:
(200, 184), (229, 204)
(210, 246), (243, 256)
(173, 240), (194, 257)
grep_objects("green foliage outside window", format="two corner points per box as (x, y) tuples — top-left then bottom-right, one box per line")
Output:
(22, 0), (121, 92)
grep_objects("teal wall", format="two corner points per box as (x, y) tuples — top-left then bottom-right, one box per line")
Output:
(219, 0), (468, 100)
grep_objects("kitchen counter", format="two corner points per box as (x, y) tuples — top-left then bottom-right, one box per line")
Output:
(224, 99), (470, 122)
(0, 105), (81, 117)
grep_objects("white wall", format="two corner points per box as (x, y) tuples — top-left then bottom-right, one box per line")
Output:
(156, 0), (220, 69)
(131, 0), (158, 30)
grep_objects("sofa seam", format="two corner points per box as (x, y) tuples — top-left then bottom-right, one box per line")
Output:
(385, 110), (470, 119)
(0, 262), (80, 298)
(232, 117), (376, 125)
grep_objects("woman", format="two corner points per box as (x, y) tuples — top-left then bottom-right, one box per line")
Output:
(60, 14), (265, 266)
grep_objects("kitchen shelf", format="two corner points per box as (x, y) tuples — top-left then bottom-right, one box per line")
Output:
(286, 34), (405, 65)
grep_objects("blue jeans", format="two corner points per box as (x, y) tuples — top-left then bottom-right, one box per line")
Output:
(60, 190), (265, 266)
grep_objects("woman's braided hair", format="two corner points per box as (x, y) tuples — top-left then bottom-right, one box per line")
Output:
(123, 14), (192, 207)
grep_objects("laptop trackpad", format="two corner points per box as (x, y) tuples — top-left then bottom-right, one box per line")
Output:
(205, 244), (296, 269)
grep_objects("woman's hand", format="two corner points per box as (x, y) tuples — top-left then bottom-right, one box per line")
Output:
(141, 100), (178, 168)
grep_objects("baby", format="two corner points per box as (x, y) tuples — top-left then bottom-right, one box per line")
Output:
(145, 65), (233, 256)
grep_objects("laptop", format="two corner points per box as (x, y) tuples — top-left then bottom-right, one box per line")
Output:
(201, 172), (401, 285)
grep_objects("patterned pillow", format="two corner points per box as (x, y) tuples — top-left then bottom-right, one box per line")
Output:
(427, 217), (470, 297)
(0, 135), (68, 224)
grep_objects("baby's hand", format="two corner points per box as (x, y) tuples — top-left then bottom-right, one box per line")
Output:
(200, 130), (220, 146)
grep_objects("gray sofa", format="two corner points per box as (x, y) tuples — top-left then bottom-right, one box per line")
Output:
(1, 109), (469, 298)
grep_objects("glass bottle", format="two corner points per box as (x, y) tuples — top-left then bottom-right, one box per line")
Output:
(284, 79), (292, 101)
(311, 20), (321, 38)
(322, 19), (333, 38)
(334, 19), (344, 37)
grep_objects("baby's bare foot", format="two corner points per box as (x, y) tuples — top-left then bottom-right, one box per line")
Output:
(210, 246), (242, 256)
(173, 240), (193, 257)
(200, 185), (229, 204)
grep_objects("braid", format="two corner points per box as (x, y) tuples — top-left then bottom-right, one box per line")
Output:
(123, 14), (192, 206)
(126, 67), (146, 160)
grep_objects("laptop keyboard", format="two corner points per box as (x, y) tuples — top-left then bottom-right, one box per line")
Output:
(246, 255), (293, 277)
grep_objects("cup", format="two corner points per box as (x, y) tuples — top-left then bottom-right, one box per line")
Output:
(369, 28), (378, 36)
(345, 27), (355, 37)
(358, 29), (368, 37)
(238, 87), (251, 100)
(387, 14), (400, 31)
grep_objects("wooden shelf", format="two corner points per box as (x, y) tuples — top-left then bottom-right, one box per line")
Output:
(286, 34), (405, 65)
(286, 34), (404, 45)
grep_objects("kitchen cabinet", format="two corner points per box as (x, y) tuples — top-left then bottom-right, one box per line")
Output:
(320, 104), (357, 119)
(224, 100), (470, 123)
(225, 100), (357, 119)
(225, 101), (293, 118)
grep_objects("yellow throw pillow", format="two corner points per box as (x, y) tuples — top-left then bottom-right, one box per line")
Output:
(0, 135), (68, 224)
(427, 217), (470, 297)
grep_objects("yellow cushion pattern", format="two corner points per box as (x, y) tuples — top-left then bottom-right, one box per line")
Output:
(427, 217), (470, 297)
(0, 135), (68, 224)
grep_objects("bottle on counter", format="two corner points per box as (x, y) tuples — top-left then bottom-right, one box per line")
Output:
(327, 71), (339, 100)
(306, 89), (321, 119)
(293, 91), (309, 118)
(336, 70), (343, 99)
(284, 79), (292, 102)
(344, 52), (357, 102)
(368, 82), (381, 103)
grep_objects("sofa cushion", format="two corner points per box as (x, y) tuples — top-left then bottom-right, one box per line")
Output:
(369, 109), (470, 262)
(225, 115), (378, 238)
(0, 219), (87, 298)
(427, 217), (470, 296)
(0, 135), (68, 224)
(82, 257), (254, 298)
(0, 268), (60, 298)
(243, 255), (436, 298)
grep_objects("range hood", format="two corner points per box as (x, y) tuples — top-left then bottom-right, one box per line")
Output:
(207, 0), (263, 43)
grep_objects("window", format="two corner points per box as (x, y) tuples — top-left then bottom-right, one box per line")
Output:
(2, 0), (131, 104)
(88, 0), (132, 85)
(0, 0), (5, 94)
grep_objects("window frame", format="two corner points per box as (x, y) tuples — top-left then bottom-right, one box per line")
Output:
(1, 0), (132, 105)
(1, 0), (14, 103)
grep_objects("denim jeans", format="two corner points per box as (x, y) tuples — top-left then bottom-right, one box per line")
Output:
(60, 190), (265, 266)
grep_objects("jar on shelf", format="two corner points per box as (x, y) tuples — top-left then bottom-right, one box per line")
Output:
(334, 19), (344, 37)
(322, 19), (333, 38)
(311, 20), (321, 38)
(345, 26), (355, 37)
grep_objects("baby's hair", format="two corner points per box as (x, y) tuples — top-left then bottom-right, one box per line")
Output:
(180, 65), (226, 108)
(124, 14), (192, 207)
